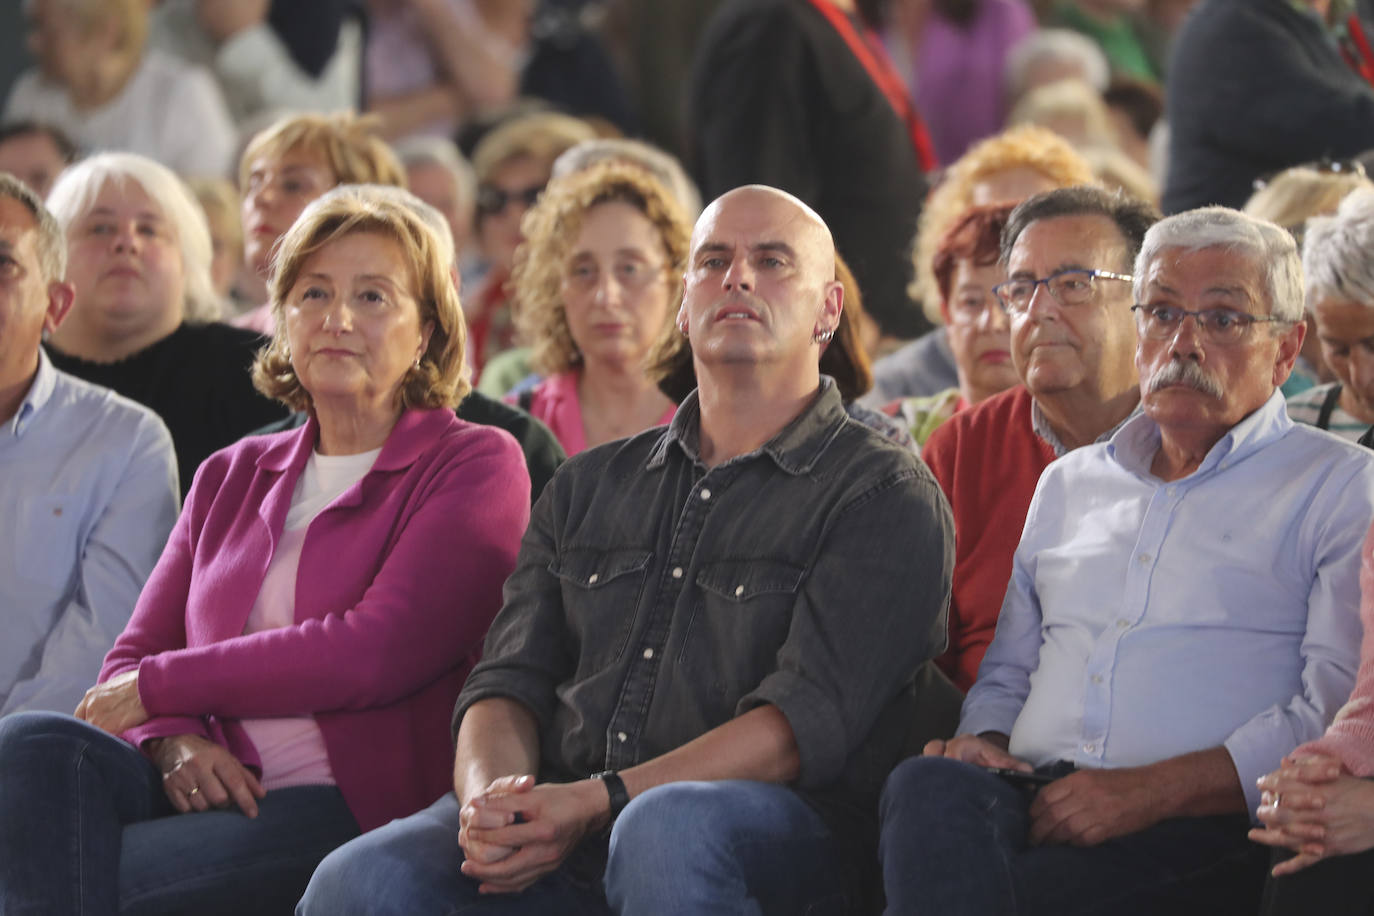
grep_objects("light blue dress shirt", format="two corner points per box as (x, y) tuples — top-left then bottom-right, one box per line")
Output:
(0, 350), (179, 715)
(961, 389), (1374, 815)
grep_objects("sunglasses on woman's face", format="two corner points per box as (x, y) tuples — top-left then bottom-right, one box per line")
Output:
(477, 183), (544, 215)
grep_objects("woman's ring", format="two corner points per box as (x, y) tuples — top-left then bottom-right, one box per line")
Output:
(187, 786), (201, 797)
(1273, 793), (1281, 807)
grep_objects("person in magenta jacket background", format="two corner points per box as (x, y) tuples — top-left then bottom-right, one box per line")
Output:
(0, 190), (530, 914)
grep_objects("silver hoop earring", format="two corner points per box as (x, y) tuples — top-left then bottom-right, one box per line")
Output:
(813, 328), (835, 344)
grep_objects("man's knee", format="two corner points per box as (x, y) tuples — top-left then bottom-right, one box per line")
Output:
(882, 754), (993, 821)
(299, 797), (469, 916)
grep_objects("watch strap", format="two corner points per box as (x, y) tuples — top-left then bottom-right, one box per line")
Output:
(592, 769), (630, 820)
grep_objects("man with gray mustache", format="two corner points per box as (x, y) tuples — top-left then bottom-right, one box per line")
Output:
(880, 206), (1374, 915)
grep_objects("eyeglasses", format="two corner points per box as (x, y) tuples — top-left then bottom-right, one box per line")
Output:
(1130, 304), (1293, 345)
(476, 183), (544, 215)
(563, 257), (667, 294)
(992, 268), (1133, 314)
(945, 290), (1003, 326)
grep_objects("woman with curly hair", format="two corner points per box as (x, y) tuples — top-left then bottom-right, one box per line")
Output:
(508, 159), (687, 454)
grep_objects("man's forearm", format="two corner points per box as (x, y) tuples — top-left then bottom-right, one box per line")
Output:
(617, 704), (800, 802)
(1143, 746), (1246, 819)
(453, 697), (541, 805)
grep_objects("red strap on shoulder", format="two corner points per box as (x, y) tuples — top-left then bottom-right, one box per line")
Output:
(804, 0), (938, 171)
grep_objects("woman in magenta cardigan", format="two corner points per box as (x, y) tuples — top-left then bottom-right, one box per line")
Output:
(0, 191), (530, 914)
(1251, 521), (1374, 914)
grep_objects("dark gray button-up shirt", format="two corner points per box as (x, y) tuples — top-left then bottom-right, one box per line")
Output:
(455, 378), (954, 888)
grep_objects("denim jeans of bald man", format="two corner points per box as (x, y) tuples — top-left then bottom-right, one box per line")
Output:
(0, 711), (359, 916)
(299, 779), (850, 915)
(879, 755), (1270, 916)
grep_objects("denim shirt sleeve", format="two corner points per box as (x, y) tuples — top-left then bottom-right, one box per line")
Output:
(455, 472), (572, 738)
(741, 470), (953, 788)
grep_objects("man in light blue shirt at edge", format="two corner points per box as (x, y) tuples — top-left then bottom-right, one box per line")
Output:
(0, 171), (177, 716)
(878, 206), (1374, 915)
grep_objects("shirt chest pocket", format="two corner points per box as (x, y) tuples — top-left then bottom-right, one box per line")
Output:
(550, 548), (653, 675)
(16, 495), (80, 589)
(683, 559), (805, 683)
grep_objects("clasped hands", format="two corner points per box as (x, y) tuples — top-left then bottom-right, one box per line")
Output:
(1249, 752), (1374, 876)
(458, 775), (612, 895)
(925, 734), (1161, 847)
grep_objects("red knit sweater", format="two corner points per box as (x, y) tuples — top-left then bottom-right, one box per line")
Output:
(922, 386), (1055, 691)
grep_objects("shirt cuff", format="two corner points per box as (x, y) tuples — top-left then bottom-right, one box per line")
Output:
(743, 671), (845, 788)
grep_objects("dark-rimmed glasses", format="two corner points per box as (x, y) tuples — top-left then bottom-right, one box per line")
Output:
(476, 183), (544, 216)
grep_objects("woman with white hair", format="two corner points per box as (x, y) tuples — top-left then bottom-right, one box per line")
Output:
(1285, 188), (1374, 442)
(44, 152), (286, 496)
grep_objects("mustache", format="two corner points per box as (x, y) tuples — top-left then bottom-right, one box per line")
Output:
(1145, 359), (1224, 399)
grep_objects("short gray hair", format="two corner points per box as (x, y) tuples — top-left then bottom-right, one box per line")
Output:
(0, 171), (66, 282)
(394, 135), (477, 222)
(1302, 187), (1374, 312)
(552, 138), (703, 220)
(1134, 207), (1304, 322)
(46, 152), (219, 321)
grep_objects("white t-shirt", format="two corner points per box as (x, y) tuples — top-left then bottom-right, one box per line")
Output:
(240, 445), (381, 790)
(4, 49), (237, 177)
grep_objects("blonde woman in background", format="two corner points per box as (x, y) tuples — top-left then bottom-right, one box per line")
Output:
(466, 111), (598, 375)
(234, 112), (407, 333)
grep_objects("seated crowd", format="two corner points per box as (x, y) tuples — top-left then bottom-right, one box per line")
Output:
(6, 1), (1374, 914)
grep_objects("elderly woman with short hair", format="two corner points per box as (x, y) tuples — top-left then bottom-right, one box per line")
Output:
(1284, 188), (1374, 441)
(0, 192), (531, 914)
(507, 159), (686, 454)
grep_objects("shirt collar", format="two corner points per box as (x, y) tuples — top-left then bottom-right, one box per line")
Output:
(9, 348), (57, 438)
(647, 376), (848, 475)
(1031, 395), (1140, 458)
(1108, 387), (1292, 478)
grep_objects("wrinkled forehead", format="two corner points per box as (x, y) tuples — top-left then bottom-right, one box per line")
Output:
(691, 187), (834, 267)
(1140, 245), (1264, 301)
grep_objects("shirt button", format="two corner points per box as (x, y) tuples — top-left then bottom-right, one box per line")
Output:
(1083, 743), (1096, 753)
(1138, 554), (1151, 565)
(617, 732), (627, 743)
(1116, 618), (1129, 629)
(734, 585), (744, 597)
(642, 648), (654, 660)
(672, 566), (684, 579)
(588, 573), (599, 584)
(1091, 674), (1104, 685)
(700, 488), (712, 501)
(1168, 487), (1178, 497)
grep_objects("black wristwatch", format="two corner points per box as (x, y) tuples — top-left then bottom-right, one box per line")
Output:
(591, 770), (630, 821)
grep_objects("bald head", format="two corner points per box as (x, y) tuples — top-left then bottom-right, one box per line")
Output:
(693, 185), (836, 284)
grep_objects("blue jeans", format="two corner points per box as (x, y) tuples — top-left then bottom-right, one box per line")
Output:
(878, 756), (1268, 916)
(300, 780), (848, 915)
(0, 711), (359, 916)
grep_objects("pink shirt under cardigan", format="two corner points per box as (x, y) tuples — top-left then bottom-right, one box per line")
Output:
(99, 408), (531, 831)
(512, 369), (678, 456)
